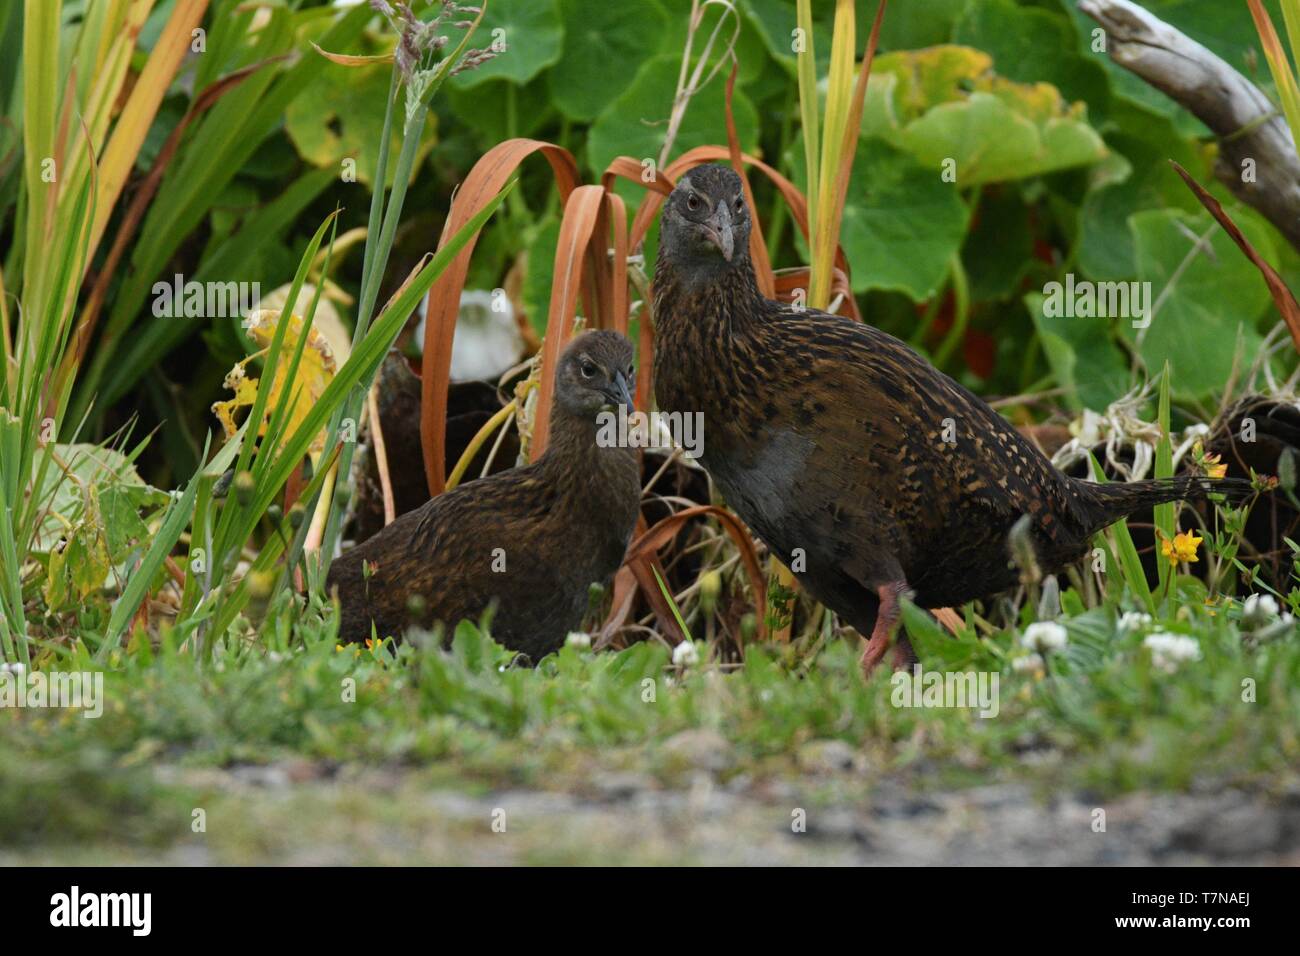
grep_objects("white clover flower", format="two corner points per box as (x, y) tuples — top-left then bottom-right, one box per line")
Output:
(672, 640), (700, 667)
(1012, 653), (1044, 673)
(1118, 611), (1153, 634)
(1242, 594), (1280, 621)
(1143, 632), (1201, 672)
(564, 631), (592, 650)
(1020, 621), (1068, 653)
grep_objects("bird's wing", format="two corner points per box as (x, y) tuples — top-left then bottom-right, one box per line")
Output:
(745, 305), (1088, 581)
(330, 465), (560, 638)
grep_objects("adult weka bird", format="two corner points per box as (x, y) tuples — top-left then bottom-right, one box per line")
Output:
(652, 164), (1252, 675)
(328, 330), (640, 659)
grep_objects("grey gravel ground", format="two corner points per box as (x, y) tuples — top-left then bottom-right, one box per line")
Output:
(10, 751), (1299, 865)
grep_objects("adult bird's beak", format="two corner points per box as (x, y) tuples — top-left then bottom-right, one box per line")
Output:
(603, 369), (635, 410)
(701, 202), (734, 261)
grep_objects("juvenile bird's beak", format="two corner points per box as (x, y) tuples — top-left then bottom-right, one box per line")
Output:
(603, 369), (635, 410)
(701, 203), (734, 261)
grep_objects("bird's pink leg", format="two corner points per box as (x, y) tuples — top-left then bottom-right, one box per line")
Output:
(860, 581), (909, 678)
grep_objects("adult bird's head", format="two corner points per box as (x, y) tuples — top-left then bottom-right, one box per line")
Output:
(554, 329), (636, 420)
(659, 164), (751, 274)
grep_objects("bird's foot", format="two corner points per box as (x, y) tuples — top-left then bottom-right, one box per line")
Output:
(859, 581), (911, 680)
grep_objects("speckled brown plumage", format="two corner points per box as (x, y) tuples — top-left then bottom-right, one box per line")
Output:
(327, 331), (641, 660)
(652, 165), (1252, 671)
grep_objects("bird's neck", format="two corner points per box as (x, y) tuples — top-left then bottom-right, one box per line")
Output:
(650, 254), (759, 351)
(653, 253), (764, 337)
(537, 409), (640, 506)
(652, 255), (766, 418)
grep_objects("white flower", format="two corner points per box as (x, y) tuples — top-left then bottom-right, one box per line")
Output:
(1118, 611), (1153, 634)
(672, 640), (700, 667)
(564, 631), (592, 650)
(1143, 632), (1201, 672)
(1012, 653), (1044, 673)
(1242, 594), (1280, 622)
(1020, 621), (1068, 653)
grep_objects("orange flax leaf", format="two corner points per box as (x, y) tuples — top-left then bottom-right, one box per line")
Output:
(420, 138), (582, 496)
(625, 503), (768, 642)
(530, 184), (606, 459)
(607, 191), (630, 336)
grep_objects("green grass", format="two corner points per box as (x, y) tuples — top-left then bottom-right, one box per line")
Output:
(3, 588), (1296, 860)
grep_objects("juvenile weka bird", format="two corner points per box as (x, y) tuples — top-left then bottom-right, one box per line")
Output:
(328, 330), (641, 659)
(652, 164), (1252, 675)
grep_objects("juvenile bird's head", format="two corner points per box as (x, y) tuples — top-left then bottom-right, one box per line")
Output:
(659, 164), (751, 275)
(554, 330), (636, 420)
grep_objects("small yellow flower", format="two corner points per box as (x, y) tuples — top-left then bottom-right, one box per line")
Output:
(1192, 440), (1228, 479)
(1161, 529), (1202, 567)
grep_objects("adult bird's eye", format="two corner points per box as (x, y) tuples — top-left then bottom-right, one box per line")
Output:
(580, 362), (597, 378)
(734, 197), (745, 214)
(686, 194), (701, 212)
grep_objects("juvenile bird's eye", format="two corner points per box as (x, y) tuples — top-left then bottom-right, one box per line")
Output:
(686, 194), (701, 212)
(580, 362), (597, 378)
(734, 197), (745, 214)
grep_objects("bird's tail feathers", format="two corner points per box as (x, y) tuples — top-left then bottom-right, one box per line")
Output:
(1086, 475), (1256, 528)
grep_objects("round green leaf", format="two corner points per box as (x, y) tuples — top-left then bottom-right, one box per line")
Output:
(449, 0), (563, 89)
(787, 135), (970, 300)
(549, 0), (670, 122)
(1128, 207), (1272, 399)
(587, 54), (758, 178)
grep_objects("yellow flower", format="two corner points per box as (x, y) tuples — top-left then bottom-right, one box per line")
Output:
(1192, 440), (1228, 479)
(1161, 529), (1202, 567)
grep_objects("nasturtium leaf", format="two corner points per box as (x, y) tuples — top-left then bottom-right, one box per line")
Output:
(586, 54), (758, 178)
(447, 77), (554, 143)
(31, 445), (167, 555)
(740, 0), (872, 75)
(878, 0), (966, 49)
(1077, 103), (1201, 280)
(1128, 207), (1272, 400)
(447, 0), (563, 89)
(286, 62), (430, 187)
(862, 46), (1107, 186)
(1024, 292), (1131, 412)
(963, 186), (1034, 302)
(901, 92), (1104, 187)
(523, 217), (561, 338)
(954, 0), (1111, 122)
(549, 0), (670, 122)
(101, 484), (153, 562)
(655, 1), (770, 87)
(787, 135), (970, 300)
